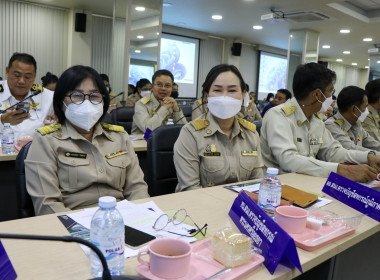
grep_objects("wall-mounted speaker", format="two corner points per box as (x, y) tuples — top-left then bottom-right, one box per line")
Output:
(231, 42), (242, 56)
(75, 13), (87, 33)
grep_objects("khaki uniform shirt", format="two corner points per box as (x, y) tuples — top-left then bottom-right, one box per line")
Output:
(260, 98), (369, 178)
(325, 112), (380, 155)
(362, 104), (380, 142)
(132, 93), (187, 134)
(25, 122), (149, 216)
(192, 99), (207, 120)
(174, 112), (264, 191)
(241, 100), (262, 122)
(124, 93), (141, 107)
(0, 81), (54, 140)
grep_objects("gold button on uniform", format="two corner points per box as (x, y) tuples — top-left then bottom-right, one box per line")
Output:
(206, 129), (212, 134)
(231, 172), (236, 177)
(71, 160), (76, 165)
(297, 120), (302, 126)
(99, 168), (104, 173)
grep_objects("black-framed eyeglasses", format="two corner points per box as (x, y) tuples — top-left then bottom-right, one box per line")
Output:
(152, 209), (207, 238)
(66, 90), (104, 105)
(153, 82), (172, 89)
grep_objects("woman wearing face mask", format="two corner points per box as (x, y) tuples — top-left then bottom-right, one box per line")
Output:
(25, 65), (149, 216)
(173, 64), (264, 191)
(325, 86), (380, 154)
(125, 78), (152, 107)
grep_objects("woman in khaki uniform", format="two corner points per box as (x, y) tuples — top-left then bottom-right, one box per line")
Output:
(25, 66), (149, 216)
(174, 64), (264, 191)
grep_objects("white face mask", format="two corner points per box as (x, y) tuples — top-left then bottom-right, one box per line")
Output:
(140, 90), (150, 97)
(207, 96), (242, 119)
(318, 90), (334, 113)
(243, 92), (250, 107)
(63, 100), (103, 131)
(354, 106), (369, 122)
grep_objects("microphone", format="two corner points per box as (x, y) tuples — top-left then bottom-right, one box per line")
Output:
(0, 88), (42, 114)
(110, 92), (124, 101)
(173, 100), (205, 124)
(0, 233), (145, 280)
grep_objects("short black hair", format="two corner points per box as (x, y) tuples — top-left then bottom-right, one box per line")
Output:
(8, 52), (37, 72)
(53, 65), (110, 124)
(41, 72), (58, 87)
(365, 79), (380, 104)
(337, 86), (366, 113)
(277, 89), (292, 100)
(265, 93), (274, 102)
(100, 74), (109, 82)
(293, 62), (336, 100)
(201, 64), (246, 99)
(136, 78), (151, 89)
(152, 69), (174, 84)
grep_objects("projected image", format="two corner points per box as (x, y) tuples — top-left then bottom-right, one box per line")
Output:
(258, 53), (287, 99)
(160, 38), (195, 84)
(129, 65), (155, 85)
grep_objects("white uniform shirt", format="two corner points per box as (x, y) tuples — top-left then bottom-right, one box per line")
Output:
(0, 80), (54, 140)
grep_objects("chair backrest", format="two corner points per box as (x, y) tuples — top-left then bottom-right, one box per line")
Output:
(147, 124), (184, 196)
(179, 105), (192, 122)
(111, 106), (135, 134)
(253, 120), (262, 135)
(15, 141), (35, 218)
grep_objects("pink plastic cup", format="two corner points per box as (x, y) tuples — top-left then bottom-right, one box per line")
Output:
(275, 206), (308, 234)
(137, 238), (192, 279)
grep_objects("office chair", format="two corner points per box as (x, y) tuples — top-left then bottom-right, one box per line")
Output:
(15, 141), (35, 218)
(253, 120), (262, 135)
(179, 105), (192, 122)
(146, 124), (184, 196)
(111, 106), (135, 134)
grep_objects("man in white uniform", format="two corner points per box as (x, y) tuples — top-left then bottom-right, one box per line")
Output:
(0, 53), (54, 140)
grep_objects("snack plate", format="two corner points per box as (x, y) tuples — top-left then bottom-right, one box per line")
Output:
(289, 212), (356, 252)
(136, 237), (265, 280)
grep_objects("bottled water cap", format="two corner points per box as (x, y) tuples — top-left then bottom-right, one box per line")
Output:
(98, 196), (117, 208)
(266, 167), (279, 175)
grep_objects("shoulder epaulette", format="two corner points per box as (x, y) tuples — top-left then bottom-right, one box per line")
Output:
(334, 119), (344, 127)
(141, 95), (151, 104)
(37, 123), (61, 135)
(197, 99), (203, 105)
(31, 84), (43, 92)
(0, 84), (3, 93)
(128, 94), (134, 99)
(101, 123), (124, 132)
(357, 122), (362, 127)
(191, 119), (210, 130)
(315, 113), (322, 119)
(281, 104), (297, 116)
(238, 118), (256, 132)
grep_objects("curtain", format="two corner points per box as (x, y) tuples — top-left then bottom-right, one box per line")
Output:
(197, 37), (223, 99)
(240, 44), (258, 93)
(91, 16), (112, 77)
(0, 0), (68, 81)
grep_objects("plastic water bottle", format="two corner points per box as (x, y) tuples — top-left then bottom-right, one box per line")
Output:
(166, 118), (174, 125)
(258, 168), (282, 214)
(90, 196), (125, 277)
(2, 123), (15, 154)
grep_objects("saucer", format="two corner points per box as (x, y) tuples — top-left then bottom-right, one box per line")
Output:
(135, 237), (265, 280)
(289, 211), (356, 252)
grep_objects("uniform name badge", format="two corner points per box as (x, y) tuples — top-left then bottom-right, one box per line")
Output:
(204, 144), (220, 156)
(309, 138), (323, 145)
(105, 150), (128, 159)
(65, 152), (87, 159)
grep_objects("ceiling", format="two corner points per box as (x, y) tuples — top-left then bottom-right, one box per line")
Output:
(25, 0), (380, 71)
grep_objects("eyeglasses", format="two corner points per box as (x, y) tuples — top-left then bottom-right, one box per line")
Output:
(154, 82), (172, 89)
(152, 209), (207, 238)
(66, 90), (104, 105)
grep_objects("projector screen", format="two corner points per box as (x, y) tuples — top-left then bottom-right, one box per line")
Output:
(129, 64), (155, 86)
(160, 34), (199, 98)
(258, 51), (287, 100)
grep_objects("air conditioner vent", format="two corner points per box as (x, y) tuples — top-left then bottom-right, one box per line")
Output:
(285, 10), (333, 23)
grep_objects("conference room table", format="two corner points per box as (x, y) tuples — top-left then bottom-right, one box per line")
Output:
(0, 173), (379, 280)
(0, 136), (148, 222)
